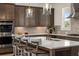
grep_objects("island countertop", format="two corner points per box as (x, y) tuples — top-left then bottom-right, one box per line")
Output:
(22, 37), (79, 56)
(26, 33), (79, 40)
(13, 33), (79, 41)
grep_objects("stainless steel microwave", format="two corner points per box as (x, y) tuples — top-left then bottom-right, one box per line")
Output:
(0, 21), (13, 32)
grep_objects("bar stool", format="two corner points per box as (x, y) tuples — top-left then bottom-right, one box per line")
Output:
(21, 39), (34, 56)
(13, 42), (19, 56)
(30, 39), (48, 56)
(12, 34), (27, 56)
(12, 35), (20, 56)
(19, 34), (33, 56)
(17, 38), (32, 56)
(15, 38), (27, 56)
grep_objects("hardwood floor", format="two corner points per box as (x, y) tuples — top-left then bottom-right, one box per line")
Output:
(0, 53), (13, 56)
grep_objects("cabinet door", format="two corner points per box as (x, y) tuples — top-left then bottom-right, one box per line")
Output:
(25, 7), (37, 27)
(6, 4), (15, 20)
(49, 8), (54, 27)
(0, 4), (6, 20)
(0, 4), (15, 20)
(39, 8), (54, 26)
(15, 6), (25, 27)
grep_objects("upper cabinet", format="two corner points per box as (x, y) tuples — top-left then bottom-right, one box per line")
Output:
(0, 4), (15, 21)
(25, 7), (37, 27)
(15, 6), (25, 27)
(15, 5), (54, 27)
(25, 7), (54, 27)
(37, 8), (54, 27)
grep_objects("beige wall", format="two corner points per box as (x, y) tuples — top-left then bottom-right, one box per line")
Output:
(71, 18), (79, 34)
(53, 3), (71, 26)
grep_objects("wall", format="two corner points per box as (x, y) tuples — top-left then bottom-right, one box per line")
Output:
(54, 3), (79, 34)
(71, 18), (79, 34)
(53, 3), (71, 26)
(15, 3), (54, 8)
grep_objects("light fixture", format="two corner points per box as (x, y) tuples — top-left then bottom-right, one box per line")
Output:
(26, 3), (33, 17)
(43, 3), (52, 15)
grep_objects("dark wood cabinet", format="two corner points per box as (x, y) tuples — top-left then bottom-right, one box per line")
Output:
(15, 6), (25, 26)
(15, 6), (54, 27)
(25, 7), (54, 27)
(0, 4), (15, 21)
(39, 8), (54, 27)
(25, 7), (38, 27)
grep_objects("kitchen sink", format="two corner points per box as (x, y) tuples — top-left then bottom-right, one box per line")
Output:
(50, 38), (61, 41)
(52, 40), (61, 41)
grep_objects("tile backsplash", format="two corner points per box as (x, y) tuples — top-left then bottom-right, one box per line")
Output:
(71, 18), (79, 34)
(15, 27), (47, 34)
(15, 26), (69, 34)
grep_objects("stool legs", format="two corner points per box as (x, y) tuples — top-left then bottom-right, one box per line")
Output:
(13, 45), (17, 56)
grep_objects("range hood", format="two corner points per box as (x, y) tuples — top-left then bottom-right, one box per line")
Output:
(67, 3), (79, 19)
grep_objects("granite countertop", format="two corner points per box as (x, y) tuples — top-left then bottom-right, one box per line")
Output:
(24, 33), (79, 38)
(13, 33), (79, 49)
(12, 33), (79, 41)
(38, 38), (79, 49)
(21, 37), (79, 49)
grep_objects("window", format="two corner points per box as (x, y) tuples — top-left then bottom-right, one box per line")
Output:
(61, 7), (71, 30)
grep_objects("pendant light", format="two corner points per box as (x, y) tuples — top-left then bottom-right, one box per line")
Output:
(43, 3), (52, 15)
(26, 3), (33, 17)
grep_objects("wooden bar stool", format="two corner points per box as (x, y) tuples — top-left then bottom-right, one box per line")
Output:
(12, 35), (20, 56)
(30, 39), (48, 56)
(21, 40), (33, 56)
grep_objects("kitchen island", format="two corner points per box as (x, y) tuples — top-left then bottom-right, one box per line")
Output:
(12, 33), (79, 56)
(14, 34), (79, 56)
(27, 38), (79, 56)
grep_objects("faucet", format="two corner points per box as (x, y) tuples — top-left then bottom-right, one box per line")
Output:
(46, 26), (56, 40)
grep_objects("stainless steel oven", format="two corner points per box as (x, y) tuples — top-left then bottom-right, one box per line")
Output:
(0, 21), (14, 44)
(0, 21), (13, 32)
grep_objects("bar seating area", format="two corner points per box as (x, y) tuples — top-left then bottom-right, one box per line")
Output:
(12, 35), (49, 56)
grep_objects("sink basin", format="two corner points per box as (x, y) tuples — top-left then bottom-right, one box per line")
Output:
(50, 38), (61, 41)
(52, 40), (61, 41)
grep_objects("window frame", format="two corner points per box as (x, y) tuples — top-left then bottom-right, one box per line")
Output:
(61, 7), (71, 31)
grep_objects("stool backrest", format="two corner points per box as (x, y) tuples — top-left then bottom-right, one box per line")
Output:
(31, 39), (41, 51)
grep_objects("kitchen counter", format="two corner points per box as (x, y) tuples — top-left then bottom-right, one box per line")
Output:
(13, 34), (79, 56)
(21, 37), (79, 56)
(13, 33), (79, 41)
(38, 38), (79, 49)
(23, 33), (79, 38)
(13, 33), (79, 49)
(24, 33), (79, 41)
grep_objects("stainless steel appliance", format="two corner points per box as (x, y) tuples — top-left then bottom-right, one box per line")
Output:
(0, 21), (14, 44)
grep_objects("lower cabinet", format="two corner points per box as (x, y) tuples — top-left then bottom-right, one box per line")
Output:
(55, 47), (78, 56)
(56, 49), (71, 56)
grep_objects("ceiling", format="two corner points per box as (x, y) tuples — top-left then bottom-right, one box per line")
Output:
(15, 3), (54, 8)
